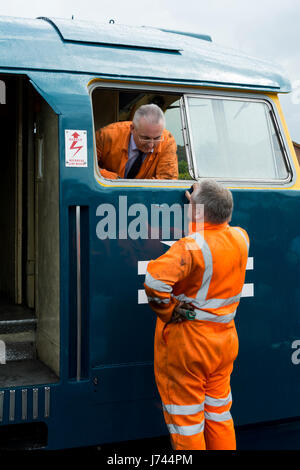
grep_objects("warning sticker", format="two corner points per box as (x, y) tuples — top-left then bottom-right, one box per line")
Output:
(65, 130), (88, 167)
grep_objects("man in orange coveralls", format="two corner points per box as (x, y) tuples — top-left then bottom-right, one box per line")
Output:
(144, 179), (249, 450)
(95, 103), (178, 180)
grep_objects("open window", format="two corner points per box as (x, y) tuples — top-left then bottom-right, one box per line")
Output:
(91, 87), (193, 181)
(181, 94), (292, 184)
(0, 75), (60, 387)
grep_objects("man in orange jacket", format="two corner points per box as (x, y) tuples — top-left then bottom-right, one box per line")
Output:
(96, 104), (178, 180)
(144, 179), (249, 450)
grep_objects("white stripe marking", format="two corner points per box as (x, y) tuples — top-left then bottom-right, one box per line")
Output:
(247, 257), (253, 270)
(138, 289), (148, 304)
(241, 283), (254, 297)
(138, 260), (149, 275)
(161, 240), (176, 247)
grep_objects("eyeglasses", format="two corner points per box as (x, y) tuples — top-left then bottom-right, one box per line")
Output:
(138, 135), (164, 144)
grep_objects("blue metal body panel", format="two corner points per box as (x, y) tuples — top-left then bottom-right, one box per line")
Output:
(0, 15), (291, 92)
(46, 184), (300, 449)
(0, 16), (299, 451)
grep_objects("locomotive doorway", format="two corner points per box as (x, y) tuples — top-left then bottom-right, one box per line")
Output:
(0, 75), (60, 386)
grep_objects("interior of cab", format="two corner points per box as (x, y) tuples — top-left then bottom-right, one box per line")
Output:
(91, 87), (193, 180)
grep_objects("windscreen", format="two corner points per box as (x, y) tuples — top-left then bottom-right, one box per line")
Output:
(185, 96), (289, 181)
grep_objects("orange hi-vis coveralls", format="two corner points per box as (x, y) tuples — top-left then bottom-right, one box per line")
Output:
(144, 222), (249, 450)
(95, 121), (178, 180)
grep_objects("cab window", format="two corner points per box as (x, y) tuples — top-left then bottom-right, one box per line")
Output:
(91, 87), (193, 181)
(182, 95), (290, 182)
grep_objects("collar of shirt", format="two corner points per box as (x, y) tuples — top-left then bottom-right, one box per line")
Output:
(128, 134), (139, 158)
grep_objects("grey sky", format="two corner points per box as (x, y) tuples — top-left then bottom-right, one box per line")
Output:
(1, 0), (300, 142)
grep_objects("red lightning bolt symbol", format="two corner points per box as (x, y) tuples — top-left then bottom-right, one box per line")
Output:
(70, 132), (83, 157)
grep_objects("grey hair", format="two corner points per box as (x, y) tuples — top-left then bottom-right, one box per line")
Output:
(133, 103), (165, 128)
(191, 179), (233, 224)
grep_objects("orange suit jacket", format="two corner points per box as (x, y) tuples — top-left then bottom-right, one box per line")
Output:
(96, 121), (178, 180)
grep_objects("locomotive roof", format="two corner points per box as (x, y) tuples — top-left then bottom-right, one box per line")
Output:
(0, 15), (291, 93)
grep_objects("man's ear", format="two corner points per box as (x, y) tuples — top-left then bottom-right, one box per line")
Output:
(130, 123), (134, 133)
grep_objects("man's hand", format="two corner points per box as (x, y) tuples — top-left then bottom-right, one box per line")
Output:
(170, 302), (196, 323)
(185, 182), (200, 202)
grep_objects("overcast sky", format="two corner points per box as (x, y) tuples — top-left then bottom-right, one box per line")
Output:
(1, 0), (300, 142)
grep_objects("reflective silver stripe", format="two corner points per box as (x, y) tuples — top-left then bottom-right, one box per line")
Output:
(174, 293), (195, 304)
(205, 392), (232, 407)
(163, 402), (204, 415)
(145, 271), (172, 293)
(232, 227), (249, 250)
(148, 296), (170, 304)
(194, 309), (236, 323)
(167, 420), (204, 436)
(190, 233), (213, 301)
(205, 411), (232, 422)
(197, 293), (241, 309)
(174, 293), (241, 310)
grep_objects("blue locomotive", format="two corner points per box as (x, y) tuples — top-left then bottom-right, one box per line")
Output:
(0, 15), (299, 450)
